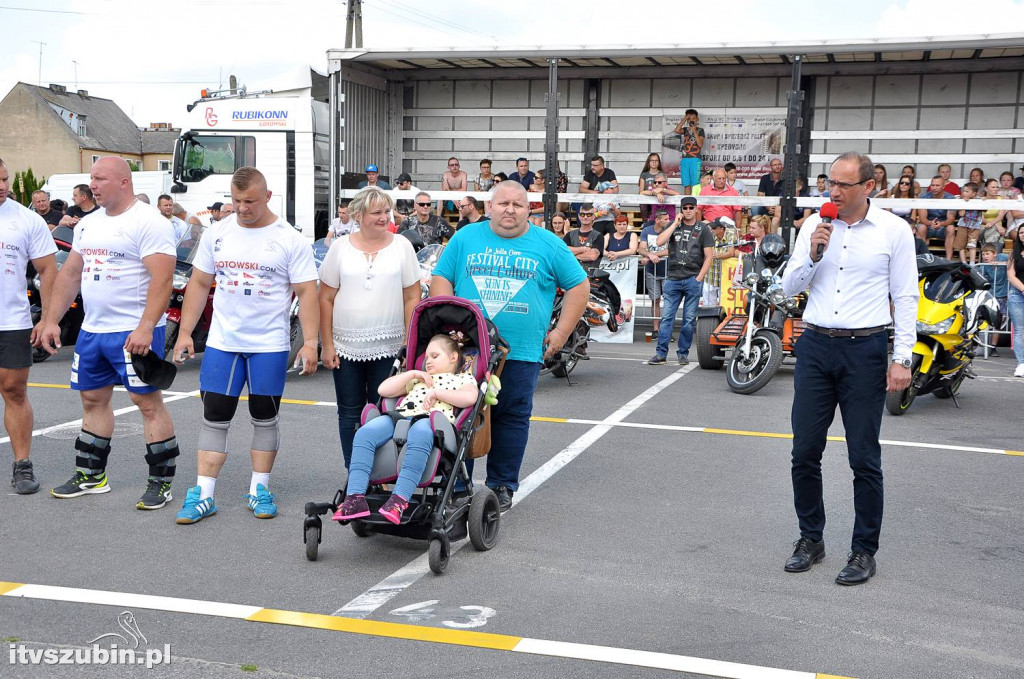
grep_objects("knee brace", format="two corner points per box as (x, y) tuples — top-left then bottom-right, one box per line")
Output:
(198, 419), (231, 454)
(251, 416), (281, 453)
(75, 430), (112, 475)
(145, 436), (179, 481)
(202, 391), (240, 422)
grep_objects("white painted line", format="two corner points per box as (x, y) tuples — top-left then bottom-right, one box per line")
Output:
(0, 390), (200, 446)
(4, 584), (262, 619)
(512, 638), (815, 679)
(336, 365), (696, 619)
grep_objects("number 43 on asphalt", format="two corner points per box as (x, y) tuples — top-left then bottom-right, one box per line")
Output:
(389, 600), (496, 628)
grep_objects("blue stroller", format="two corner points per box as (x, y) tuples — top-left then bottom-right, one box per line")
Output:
(303, 296), (509, 574)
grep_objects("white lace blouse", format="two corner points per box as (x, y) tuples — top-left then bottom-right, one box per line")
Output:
(319, 235), (420, 361)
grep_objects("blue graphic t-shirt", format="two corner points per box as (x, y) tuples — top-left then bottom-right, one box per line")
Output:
(434, 221), (587, 363)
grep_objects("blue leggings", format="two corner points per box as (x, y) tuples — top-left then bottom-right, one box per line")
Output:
(346, 416), (433, 501)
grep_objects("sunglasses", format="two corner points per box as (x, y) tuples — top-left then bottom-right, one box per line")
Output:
(416, 202), (431, 207)
(681, 205), (696, 210)
(898, 182), (911, 186)
(448, 163), (460, 168)
(653, 181), (667, 185)
(578, 212), (595, 217)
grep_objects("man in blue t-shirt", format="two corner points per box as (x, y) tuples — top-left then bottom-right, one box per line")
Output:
(432, 182), (589, 511)
(913, 175), (955, 256)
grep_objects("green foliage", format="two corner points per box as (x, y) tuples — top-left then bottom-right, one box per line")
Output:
(240, 664), (258, 672)
(12, 168), (45, 206)
(2, 637), (21, 643)
(127, 160), (140, 172)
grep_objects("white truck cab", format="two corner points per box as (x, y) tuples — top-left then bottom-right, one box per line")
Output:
(170, 69), (329, 239)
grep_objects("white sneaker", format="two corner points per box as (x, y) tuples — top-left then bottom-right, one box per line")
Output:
(1014, 364), (1024, 378)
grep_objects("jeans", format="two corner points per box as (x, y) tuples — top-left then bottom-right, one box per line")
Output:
(1009, 287), (1024, 364)
(465, 360), (540, 492)
(331, 356), (395, 468)
(790, 329), (888, 555)
(656, 276), (702, 359)
(346, 416), (433, 501)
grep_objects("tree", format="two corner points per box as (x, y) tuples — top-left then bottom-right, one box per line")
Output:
(127, 160), (140, 172)
(12, 168), (45, 206)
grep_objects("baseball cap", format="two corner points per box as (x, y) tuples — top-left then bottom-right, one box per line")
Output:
(680, 196), (698, 207)
(396, 172), (412, 184)
(130, 352), (177, 391)
(365, 164), (378, 173)
(208, 201), (223, 211)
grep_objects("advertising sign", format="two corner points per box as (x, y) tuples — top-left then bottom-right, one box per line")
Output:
(590, 255), (637, 344)
(660, 111), (787, 180)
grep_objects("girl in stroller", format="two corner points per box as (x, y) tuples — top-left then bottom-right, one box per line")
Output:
(333, 334), (478, 524)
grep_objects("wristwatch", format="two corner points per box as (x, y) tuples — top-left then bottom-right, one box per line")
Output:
(892, 357), (912, 368)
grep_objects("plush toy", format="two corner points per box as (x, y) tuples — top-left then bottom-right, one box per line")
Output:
(484, 372), (501, 406)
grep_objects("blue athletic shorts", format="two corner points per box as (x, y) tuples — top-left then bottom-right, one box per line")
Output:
(199, 347), (289, 397)
(680, 157), (702, 186)
(71, 327), (167, 394)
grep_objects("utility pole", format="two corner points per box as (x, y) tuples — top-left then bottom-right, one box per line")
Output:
(32, 41), (46, 85)
(345, 0), (363, 49)
(73, 60), (79, 90)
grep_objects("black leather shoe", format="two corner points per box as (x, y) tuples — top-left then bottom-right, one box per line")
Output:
(493, 486), (513, 512)
(835, 551), (876, 586)
(784, 537), (825, 573)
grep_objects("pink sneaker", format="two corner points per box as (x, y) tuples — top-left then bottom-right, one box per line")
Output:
(332, 494), (369, 521)
(378, 494), (409, 525)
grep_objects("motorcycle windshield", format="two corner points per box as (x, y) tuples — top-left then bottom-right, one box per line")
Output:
(922, 272), (965, 304)
(174, 226), (207, 263)
(417, 244), (445, 275)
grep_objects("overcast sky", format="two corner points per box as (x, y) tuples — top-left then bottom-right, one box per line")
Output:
(2, 0), (1023, 129)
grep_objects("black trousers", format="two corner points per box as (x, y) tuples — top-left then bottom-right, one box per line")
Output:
(790, 329), (888, 555)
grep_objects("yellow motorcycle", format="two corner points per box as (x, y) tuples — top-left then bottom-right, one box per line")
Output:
(886, 255), (1000, 416)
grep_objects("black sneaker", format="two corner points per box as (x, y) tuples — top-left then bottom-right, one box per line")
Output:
(12, 460), (40, 495)
(137, 478), (172, 510)
(493, 486), (514, 512)
(646, 355), (667, 365)
(677, 356), (690, 366)
(51, 470), (111, 498)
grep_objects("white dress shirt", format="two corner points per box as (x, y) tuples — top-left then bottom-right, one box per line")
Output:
(782, 202), (919, 362)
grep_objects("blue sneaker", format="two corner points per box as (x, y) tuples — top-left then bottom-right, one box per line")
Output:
(246, 483), (277, 519)
(176, 485), (217, 524)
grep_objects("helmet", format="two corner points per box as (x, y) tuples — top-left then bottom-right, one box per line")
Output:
(759, 233), (787, 269)
(963, 289), (1000, 334)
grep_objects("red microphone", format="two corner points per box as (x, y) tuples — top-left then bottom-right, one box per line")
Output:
(817, 202), (838, 260)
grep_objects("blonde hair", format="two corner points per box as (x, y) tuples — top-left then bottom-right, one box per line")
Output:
(231, 166), (267, 191)
(350, 186), (394, 219)
(750, 214), (772, 233)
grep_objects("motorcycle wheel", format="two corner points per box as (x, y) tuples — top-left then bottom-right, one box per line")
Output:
(163, 320), (179, 359)
(551, 321), (588, 378)
(726, 331), (783, 395)
(287, 317), (303, 371)
(695, 316), (724, 370)
(32, 347), (51, 363)
(885, 358), (923, 415)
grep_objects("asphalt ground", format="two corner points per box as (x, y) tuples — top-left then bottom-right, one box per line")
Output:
(2, 336), (1023, 679)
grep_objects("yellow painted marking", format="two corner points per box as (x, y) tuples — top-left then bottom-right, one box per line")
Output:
(246, 608), (522, 651)
(27, 382), (71, 389)
(530, 416), (569, 423)
(1006, 450), (1024, 457)
(279, 398), (320, 405)
(0, 582), (26, 596)
(704, 427), (793, 440)
(817, 674), (857, 679)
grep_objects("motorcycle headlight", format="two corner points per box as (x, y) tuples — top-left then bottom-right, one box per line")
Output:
(33, 274), (41, 290)
(917, 316), (955, 335)
(784, 296), (799, 310)
(744, 272), (760, 287)
(760, 268), (774, 282)
(767, 285), (786, 306)
(172, 273), (189, 290)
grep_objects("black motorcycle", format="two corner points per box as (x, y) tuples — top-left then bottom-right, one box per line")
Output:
(29, 226), (84, 363)
(541, 268), (621, 381)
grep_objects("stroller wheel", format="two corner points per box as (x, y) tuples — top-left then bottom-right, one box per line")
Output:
(428, 535), (451, 575)
(351, 519), (374, 538)
(468, 488), (501, 551)
(304, 525), (320, 561)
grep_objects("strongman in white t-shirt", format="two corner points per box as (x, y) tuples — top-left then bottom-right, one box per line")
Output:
(37, 157), (180, 510)
(0, 158), (58, 494)
(172, 166), (320, 524)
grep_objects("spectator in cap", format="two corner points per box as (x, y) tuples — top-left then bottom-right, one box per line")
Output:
(358, 165), (391, 190)
(392, 173), (418, 221)
(208, 201), (224, 222)
(702, 217), (737, 306)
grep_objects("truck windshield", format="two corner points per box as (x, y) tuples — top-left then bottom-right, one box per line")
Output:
(180, 135), (237, 182)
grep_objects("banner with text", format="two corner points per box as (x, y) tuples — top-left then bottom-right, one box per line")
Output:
(590, 256), (637, 344)
(660, 112), (787, 181)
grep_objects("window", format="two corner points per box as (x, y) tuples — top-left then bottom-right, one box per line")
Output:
(91, 155), (100, 164)
(180, 135), (255, 182)
(77, 114), (87, 137)
(158, 160), (171, 172)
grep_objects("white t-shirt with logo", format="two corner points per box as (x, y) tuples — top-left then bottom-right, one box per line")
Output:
(73, 201), (176, 333)
(193, 218), (318, 352)
(0, 199), (58, 331)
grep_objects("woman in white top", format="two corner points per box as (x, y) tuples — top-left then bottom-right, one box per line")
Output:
(318, 187), (421, 466)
